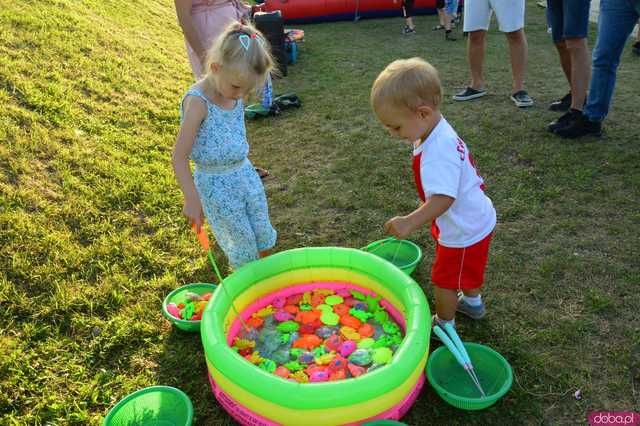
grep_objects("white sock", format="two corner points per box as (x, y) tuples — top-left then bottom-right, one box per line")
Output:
(462, 294), (482, 307)
(435, 315), (455, 328)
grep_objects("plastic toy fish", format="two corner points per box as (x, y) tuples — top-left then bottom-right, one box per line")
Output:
(339, 326), (361, 342)
(290, 371), (309, 383)
(233, 338), (255, 350)
(292, 334), (322, 350)
(255, 306), (275, 318)
(315, 353), (335, 365)
(339, 315), (362, 330)
(245, 351), (263, 365)
(349, 308), (372, 322)
(273, 366), (290, 378)
(358, 323), (375, 338)
(184, 291), (203, 301)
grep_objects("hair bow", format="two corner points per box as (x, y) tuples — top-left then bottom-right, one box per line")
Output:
(238, 33), (266, 51)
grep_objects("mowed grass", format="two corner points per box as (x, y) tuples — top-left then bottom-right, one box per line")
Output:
(1, 0), (639, 424)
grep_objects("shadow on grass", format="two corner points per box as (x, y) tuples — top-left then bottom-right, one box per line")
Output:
(155, 325), (236, 426)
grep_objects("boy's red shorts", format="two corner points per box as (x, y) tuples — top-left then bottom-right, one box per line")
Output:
(431, 232), (493, 290)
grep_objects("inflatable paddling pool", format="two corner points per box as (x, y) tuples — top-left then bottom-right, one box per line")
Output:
(256, 0), (437, 24)
(201, 247), (431, 425)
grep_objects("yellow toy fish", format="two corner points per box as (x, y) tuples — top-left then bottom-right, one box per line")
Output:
(233, 338), (255, 350)
(290, 371), (309, 383)
(246, 351), (263, 365)
(315, 353), (336, 365)
(255, 305), (275, 318)
(340, 326), (361, 342)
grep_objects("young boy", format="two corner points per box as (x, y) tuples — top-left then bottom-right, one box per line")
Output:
(370, 58), (496, 332)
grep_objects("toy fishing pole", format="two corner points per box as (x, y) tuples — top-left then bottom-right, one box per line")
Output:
(433, 325), (486, 397)
(443, 322), (486, 397)
(192, 224), (249, 331)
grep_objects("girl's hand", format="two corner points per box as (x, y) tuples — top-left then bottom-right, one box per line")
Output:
(384, 216), (414, 240)
(183, 196), (204, 231)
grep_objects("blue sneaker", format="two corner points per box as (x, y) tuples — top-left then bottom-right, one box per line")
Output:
(456, 296), (486, 319)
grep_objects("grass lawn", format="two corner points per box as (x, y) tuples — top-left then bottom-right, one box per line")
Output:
(1, 0), (639, 424)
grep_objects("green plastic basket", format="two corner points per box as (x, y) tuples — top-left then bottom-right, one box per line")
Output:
(162, 283), (217, 332)
(426, 342), (512, 410)
(363, 238), (422, 275)
(103, 386), (193, 426)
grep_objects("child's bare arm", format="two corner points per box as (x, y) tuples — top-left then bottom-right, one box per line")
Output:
(172, 96), (207, 230)
(384, 194), (454, 239)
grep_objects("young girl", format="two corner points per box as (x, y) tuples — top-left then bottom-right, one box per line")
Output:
(172, 23), (277, 269)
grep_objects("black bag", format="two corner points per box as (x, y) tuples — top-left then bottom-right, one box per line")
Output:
(254, 11), (287, 77)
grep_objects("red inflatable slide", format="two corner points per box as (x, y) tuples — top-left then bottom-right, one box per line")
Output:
(256, 0), (437, 24)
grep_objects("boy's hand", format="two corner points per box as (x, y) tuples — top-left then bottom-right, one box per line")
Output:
(384, 216), (415, 240)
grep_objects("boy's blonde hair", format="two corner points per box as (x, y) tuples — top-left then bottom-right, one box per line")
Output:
(203, 22), (275, 94)
(371, 57), (442, 114)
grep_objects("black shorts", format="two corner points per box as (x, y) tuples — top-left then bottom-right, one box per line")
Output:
(403, 0), (415, 18)
(436, 0), (445, 9)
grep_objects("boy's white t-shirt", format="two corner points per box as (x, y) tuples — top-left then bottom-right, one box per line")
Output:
(414, 117), (496, 248)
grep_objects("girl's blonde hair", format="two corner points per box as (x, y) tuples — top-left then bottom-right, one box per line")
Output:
(371, 57), (442, 114)
(203, 22), (275, 94)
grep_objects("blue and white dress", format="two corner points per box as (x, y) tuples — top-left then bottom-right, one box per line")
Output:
(181, 87), (277, 268)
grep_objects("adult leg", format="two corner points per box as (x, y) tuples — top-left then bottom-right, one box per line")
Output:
(444, 0), (458, 40)
(468, 30), (487, 90)
(453, 0), (491, 100)
(547, 0), (572, 110)
(505, 29), (528, 93)
(557, 0), (638, 138)
(494, 0), (531, 105)
(547, 0), (572, 84)
(554, 41), (573, 84)
(564, 37), (591, 110)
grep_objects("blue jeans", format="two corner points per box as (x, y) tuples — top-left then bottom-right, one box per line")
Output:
(584, 0), (639, 122)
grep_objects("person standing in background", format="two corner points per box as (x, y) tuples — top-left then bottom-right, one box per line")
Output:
(556, 0), (640, 138)
(175, 0), (250, 78)
(452, 0), (534, 108)
(545, 0), (592, 134)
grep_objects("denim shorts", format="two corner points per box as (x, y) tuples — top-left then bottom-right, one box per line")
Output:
(445, 0), (459, 15)
(546, 0), (591, 43)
